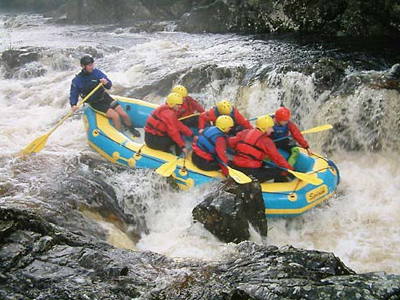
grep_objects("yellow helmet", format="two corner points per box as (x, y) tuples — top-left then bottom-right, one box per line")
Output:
(172, 85), (188, 97)
(256, 115), (274, 132)
(216, 100), (233, 115)
(166, 93), (183, 107)
(215, 115), (234, 132)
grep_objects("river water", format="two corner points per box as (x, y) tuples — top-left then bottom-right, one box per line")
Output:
(1, 13), (399, 274)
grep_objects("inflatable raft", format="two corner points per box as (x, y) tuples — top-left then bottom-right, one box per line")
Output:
(83, 96), (340, 218)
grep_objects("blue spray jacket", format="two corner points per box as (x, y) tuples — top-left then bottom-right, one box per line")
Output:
(69, 68), (112, 106)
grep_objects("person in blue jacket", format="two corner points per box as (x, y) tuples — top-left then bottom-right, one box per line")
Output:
(69, 55), (140, 137)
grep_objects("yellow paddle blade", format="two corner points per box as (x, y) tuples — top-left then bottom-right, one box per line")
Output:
(227, 166), (252, 184)
(301, 124), (333, 135)
(21, 133), (50, 155)
(156, 158), (179, 177)
(288, 170), (323, 186)
(21, 83), (104, 156)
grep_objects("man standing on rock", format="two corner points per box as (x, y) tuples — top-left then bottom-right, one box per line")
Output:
(69, 55), (140, 137)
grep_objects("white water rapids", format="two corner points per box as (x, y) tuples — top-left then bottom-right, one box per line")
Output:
(1, 14), (399, 275)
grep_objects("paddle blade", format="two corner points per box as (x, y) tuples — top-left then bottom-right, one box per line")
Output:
(227, 166), (252, 184)
(21, 133), (50, 155)
(301, 124), (333, 135)
(288, 170), (323, 186)
(156, 159), (178, 177)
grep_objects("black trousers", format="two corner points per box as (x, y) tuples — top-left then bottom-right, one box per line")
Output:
(145, 132), (182, 155)
(192, 152), (220, 171)
(274, 138), (297, 153)
(181, 115), (199, 128)
(88, 92), (119, 114)
(233, 165), (286, 183)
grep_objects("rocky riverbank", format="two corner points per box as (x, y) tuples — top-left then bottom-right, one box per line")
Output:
(1, 0), (399, 37)
(2, 205), (400, 299)
(1, 156), (400, 299)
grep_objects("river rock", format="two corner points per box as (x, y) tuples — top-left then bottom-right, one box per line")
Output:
(178, 0), (400, 37)
(65, 0), (154, 24)
(0, 48), (40, 70)
(1, 206), (400, 299)
(192, 179), (268, 243)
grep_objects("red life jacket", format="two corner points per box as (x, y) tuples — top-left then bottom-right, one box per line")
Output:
(235, 129), (267, 162)
(144, 105), (170, 136)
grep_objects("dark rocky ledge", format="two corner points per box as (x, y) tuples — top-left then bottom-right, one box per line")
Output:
(1, 205), (400, 299)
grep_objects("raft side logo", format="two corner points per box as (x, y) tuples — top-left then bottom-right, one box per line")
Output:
(306, 185), (328, 203)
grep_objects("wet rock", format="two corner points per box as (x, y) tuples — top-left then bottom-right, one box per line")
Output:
(0, 0), (64, 12)
(192, 179), (267, 243)
(0, 47), (46, 79)
(1, 206), (400, 299)
(4, 155), (148, 248)
(129, 21), (176, 33)
(388, 63), (400, 80)
(65, 0), (153, 24)
(179, 0), (399, 37)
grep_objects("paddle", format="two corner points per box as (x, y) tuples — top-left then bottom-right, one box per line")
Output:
(300, 124), (333, 135)
(273, 124), (333, 142)
(216, 158), (252, 184)
(264, 161), (323, 186)
(178, 113), (200, 121)
(156, 152), (185, 177)
(22, 83), (103, 155)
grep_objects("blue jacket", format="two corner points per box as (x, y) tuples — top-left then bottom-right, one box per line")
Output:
(270, 114), (289, 140)
(69, 68), (112, 106)
(197, 126), (225, 154)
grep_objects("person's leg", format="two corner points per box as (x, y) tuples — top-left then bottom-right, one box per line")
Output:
(114, 105), (132, 127)
(90, 95), (124, 131)
(192, 152), (220, 171)
(288, 146), (300, 167)
(106, 108), (122, 131)
(111, 100), (140, 137)
(275, 139), (295, 152)
(232, 166), (285, 183)
(145, 132), (174, 153)
(181, 115), (199, 128)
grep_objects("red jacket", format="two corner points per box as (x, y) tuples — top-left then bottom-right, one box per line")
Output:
(198, 107), (253, 130)
(144, 104), (193, 148)
(288, 121), (309, 149)
(176, 96), (205, 119)
(192, 136), (229, 176)
(228, 129), (293, 170)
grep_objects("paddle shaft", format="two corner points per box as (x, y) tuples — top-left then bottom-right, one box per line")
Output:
(49, 83), (104, 134)
(272, 124), (333, 143)
(21, 83), (104, 155)
(178, 113), (200, 121)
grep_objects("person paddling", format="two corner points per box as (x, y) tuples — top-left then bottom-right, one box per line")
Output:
(192, 115), (234, 177)
(144, 93), (193, 156)
(228, 115), (293, 182)
(198, 100), (252, 135)
(69, 55), (140, 137)
(172, 85), (205, 127)
(272, 107), (312, 166)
